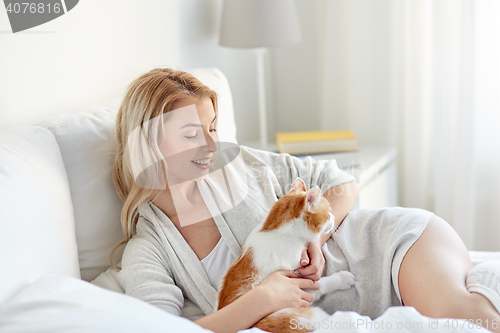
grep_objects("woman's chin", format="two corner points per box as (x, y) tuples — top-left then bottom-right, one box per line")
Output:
(175, 165), (210, 183)
(192, 171), (210, 182)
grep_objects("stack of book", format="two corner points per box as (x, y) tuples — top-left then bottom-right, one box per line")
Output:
(275, 130), (358, 155)
(275, 130), (359, 168)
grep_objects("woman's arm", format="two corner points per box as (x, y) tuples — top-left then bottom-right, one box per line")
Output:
(195, 270), (318, 333)
(195, 286), (270, 333)
(121, 235), (316, 332)
(320, 180), (359, 245)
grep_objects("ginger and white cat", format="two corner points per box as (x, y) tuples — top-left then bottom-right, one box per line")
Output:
(218, 177), (355, 333)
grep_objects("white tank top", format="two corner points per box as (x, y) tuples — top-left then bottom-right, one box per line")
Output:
(200, 237), (236, 291)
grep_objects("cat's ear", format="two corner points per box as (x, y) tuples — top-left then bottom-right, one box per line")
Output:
(290, 178), (306, 193)
(305, 186), (322, 210)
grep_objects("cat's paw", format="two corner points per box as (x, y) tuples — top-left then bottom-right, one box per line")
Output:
(317, 271), (355, 294)
(336, 271), (355, 290)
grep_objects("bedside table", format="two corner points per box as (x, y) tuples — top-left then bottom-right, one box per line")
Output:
(294, 147), (398, 210)
(239, 141), (398, 210)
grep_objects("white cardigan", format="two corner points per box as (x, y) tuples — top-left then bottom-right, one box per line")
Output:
(117, 145), (356, 316)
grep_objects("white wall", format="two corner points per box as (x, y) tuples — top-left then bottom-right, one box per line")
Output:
(0, 0), (398, 146)
(271, 0), (396, 147)
(0, 0), (266, 144)
(177, 0), (261, 143)
(197, 0), (397, 147)
(271, 0), (322, 134)
(0, 0), (181, 130)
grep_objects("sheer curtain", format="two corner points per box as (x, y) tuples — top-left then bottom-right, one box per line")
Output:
(317, 0), (500, 251)
(398, 0), (500, 251)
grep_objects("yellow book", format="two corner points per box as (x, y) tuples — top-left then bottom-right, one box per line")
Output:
(275, 130), (357, 155)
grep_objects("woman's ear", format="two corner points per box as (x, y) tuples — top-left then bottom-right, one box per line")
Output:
(290, 177), (306, 193)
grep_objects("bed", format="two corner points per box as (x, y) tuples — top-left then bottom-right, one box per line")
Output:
(0, 67), (498, 333)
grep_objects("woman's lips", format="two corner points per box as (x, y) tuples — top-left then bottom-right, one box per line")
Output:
(191, 158), (211, 170)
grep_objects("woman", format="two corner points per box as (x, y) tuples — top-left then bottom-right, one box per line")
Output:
(111, 68), (500, 333)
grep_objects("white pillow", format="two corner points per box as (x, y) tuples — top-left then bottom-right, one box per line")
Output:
(38, 68), (239, 282)
(0, 126), (80, 304)
(187, 67), (238, 145)
(0, 273), (212, 333)
(39, 98), (125, 282)
(469, 251), (500, 266)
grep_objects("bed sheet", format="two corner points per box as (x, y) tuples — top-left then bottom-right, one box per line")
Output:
(1, 272), (496, 333)
(239, 306), (492, 333)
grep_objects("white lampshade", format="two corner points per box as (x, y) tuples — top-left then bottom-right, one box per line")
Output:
(219, 0), (302, 48)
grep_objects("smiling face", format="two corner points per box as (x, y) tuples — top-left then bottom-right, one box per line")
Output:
(159, 98), (218, 185)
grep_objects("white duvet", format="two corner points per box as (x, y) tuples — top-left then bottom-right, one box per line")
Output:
(0, 273), (493, 333)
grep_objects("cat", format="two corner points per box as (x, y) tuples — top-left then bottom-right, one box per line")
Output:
(217, 177), (355, 333)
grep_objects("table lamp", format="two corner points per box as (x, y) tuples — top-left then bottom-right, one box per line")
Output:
(219, 0), (302, 149)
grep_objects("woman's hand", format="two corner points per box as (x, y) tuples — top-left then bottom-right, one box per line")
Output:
(256, 270), (319, 315)
(295, 238), (325, 281)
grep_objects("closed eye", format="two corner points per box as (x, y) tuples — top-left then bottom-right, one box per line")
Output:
(186, 128), (216, 140)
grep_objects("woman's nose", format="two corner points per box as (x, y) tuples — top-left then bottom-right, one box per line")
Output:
(204, 130), (218, 153)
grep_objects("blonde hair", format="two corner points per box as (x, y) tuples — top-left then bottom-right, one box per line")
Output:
(110, 68), (218, 269)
